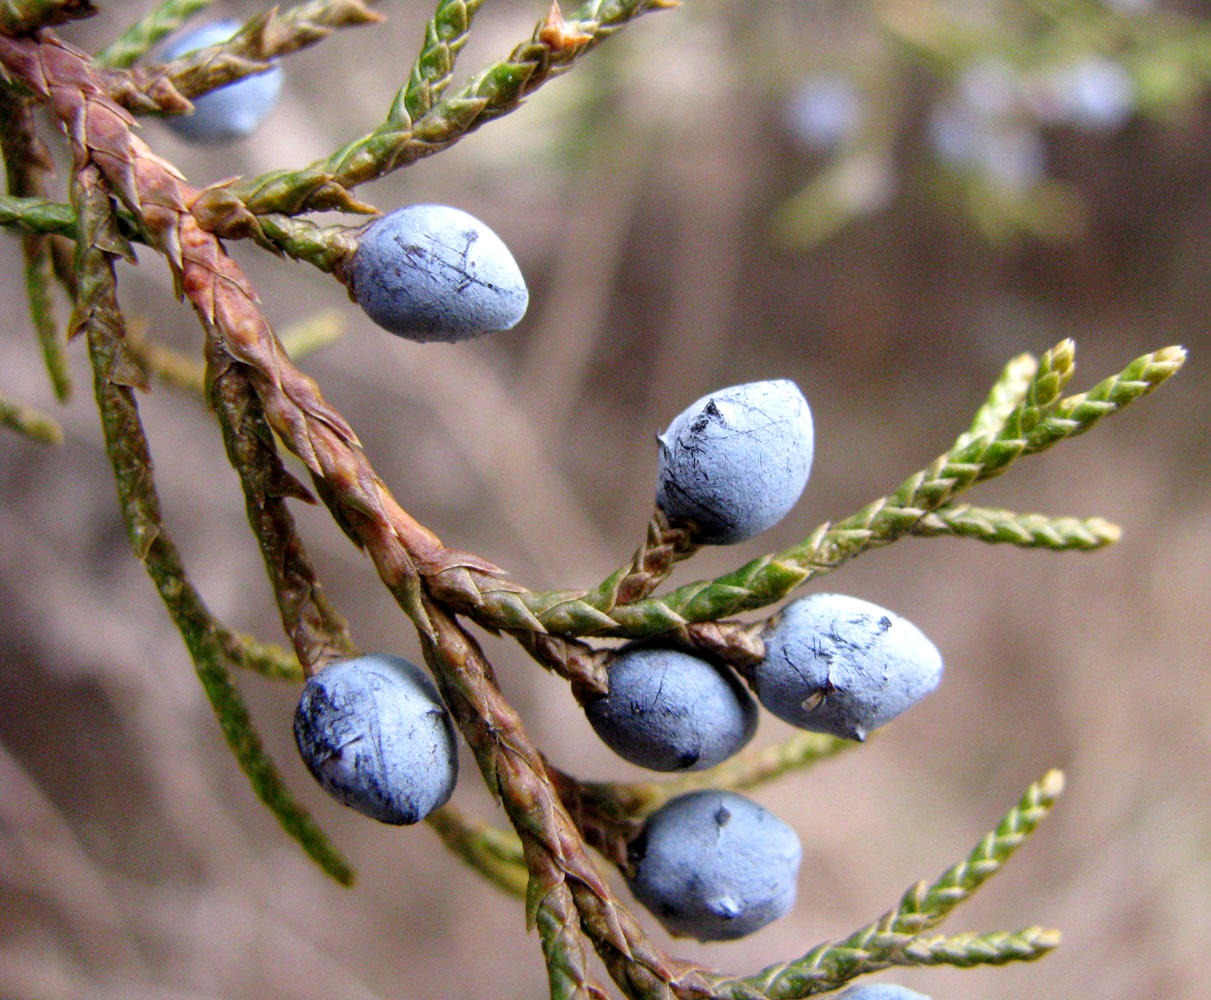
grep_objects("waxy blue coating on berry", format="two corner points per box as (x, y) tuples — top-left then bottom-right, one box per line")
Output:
(586, 646), (757, 772)
(162, 21), (283, 143)
(656, 380), (814, 545)
(836, 985), (934, 1000)
(294, 654), (458, 825)
(627, 790), (801, 941)
(755, 593), (943, 741)
(348, 205), (529, 342)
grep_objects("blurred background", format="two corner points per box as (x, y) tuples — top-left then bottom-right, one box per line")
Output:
(1, 0), (1209, 997)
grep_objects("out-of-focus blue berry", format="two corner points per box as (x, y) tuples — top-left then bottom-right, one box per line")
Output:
(627, 790), (801, 941)
(1038, 56), (1135, 131)
(836, 984), (935, 1000)
(348, 205), (529, 342)
(783, 76), (863, 153)
(586, 646), (757, 772)
(294, 654), (458, 825)
(656, 379), (814, 545)
(755, 593), (943, 741)
(162, 20), (283, 143)
(928, 100), (1046, 192)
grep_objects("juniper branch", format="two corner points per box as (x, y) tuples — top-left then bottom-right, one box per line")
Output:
(893, 769), (1065, 933)
(911, 504), (1121, 550)
(0, 31), (485, 646)
(0, 193), (77, 236)
(0, 193), (153, 244)
(578, 731), (853, 823)
(218, 629), (305, 681)
(898, 926), (1060, 967)
(207, 354), (357, 674)
(120, 0), (383, 107)
(397, 0), (486, 125)
(94, 0), (215, 68)
(955, 350), (1038, 448)
(415, 593), (713, 1000)
(72, 159), (353, 887)
(585, 507), (700, 610)
(128, 312), (345, 396)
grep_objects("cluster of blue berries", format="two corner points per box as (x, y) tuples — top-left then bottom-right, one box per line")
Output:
(577, 381), (944, 942)
(282, 183), (941, 964)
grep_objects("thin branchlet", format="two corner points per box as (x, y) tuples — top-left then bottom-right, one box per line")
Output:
(188, 0), (678, 230)
(94, 0), (216, 68)
(0, 0), (94, 35)
(1, 90), (72, 400)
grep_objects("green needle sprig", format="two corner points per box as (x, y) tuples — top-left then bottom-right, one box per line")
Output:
(193, 0), (677, 225)
(94, 0), (215, 68)
(0, 0), (93, 35)
(712, 770), (1065, 999)
(1, 92), (72, 400)
(911, 504), (1121, 550)
(122, 0), (384, 105)
(0, 391), (64, 443)
(426, 804), (530, 898)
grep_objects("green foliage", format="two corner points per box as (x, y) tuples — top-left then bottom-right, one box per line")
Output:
(0, 3), (1189, 999)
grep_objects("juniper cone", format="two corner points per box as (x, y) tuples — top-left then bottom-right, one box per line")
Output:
(294, 655), (459, 824)
(656, 379), (815, 545)
(754, 593), (944, 741)
(345, 204), (529, 341)
(626, 790), (802, 942)
(586, 645), (758, 772)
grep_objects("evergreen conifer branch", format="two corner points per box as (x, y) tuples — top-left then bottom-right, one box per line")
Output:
(576, 731), (854, 824)
(415, 592), (713, 1000)
(0, 193), (82, 238)
(121, 0), (383, 106)
(207, 357), (358, 674)
(702, 771), (1064, 999)
(955, 350), (1038, 448)
(397, 0), (487, 125)
(586, 507), (700, 610)
(220, 629), (307, 681)
(0, 6), (1190, 995)
(126, 312), (346, 395)
(424, 341), (1183, 640)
